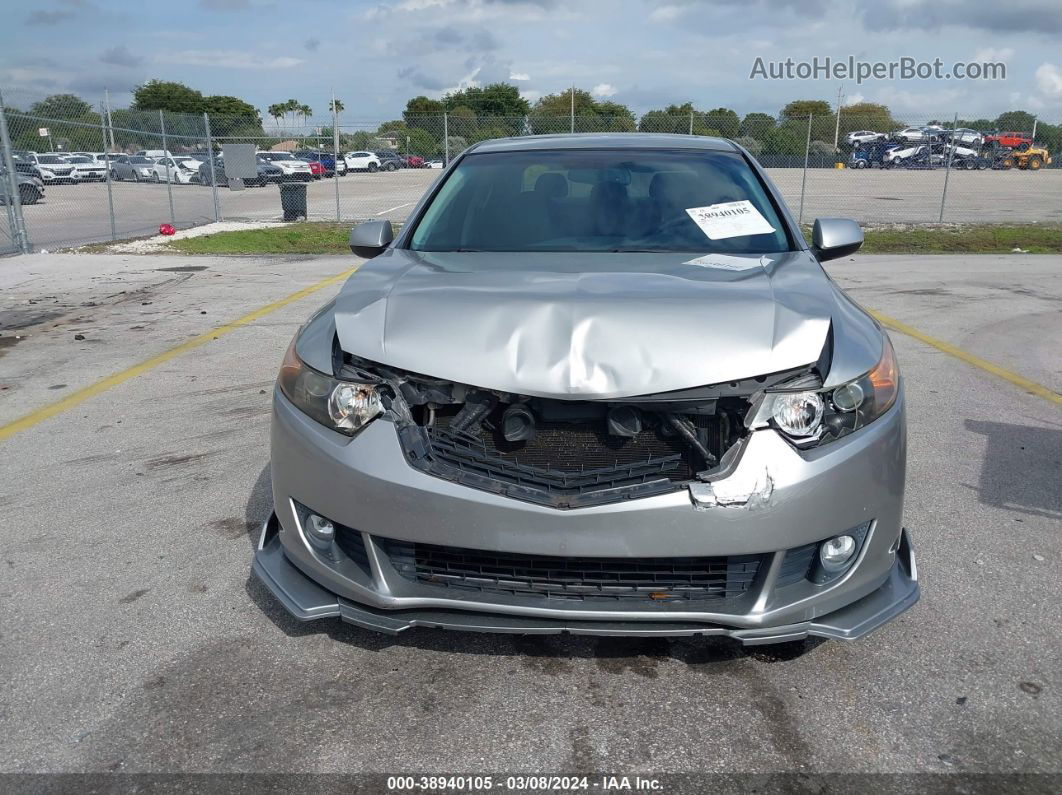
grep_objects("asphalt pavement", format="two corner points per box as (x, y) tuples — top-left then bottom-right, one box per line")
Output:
(0, 252), (1059, 780)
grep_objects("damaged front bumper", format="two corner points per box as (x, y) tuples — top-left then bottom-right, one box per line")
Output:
(253, 513), (918, 642)
(255, 389), (918, 642)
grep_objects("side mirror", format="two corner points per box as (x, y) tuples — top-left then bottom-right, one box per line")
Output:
(811, 218), (863, 262)
(349, 220), (394, 258)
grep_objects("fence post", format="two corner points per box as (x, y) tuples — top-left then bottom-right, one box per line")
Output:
(203, 112), (221, 222)
(331, 90), (340, 222)
(158, 110), (176, 227)
(798, 113), (812, 226)
(101, 105), (116, 241)
(443, 112), (449, 166)
(939, 112), (958, 223)
(0, 88), (31, 254)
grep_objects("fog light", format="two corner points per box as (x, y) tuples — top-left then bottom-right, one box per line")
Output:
(305, 513), (335, 548)
(819, 534), (857, 572)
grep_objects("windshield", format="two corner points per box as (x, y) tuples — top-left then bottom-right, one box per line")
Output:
(409, 149), (791, 254)
(130, 157), (152, 164)
(67, 156), (91, 163)
(39, 156), (66, 164)
(264, 152), (295, 161)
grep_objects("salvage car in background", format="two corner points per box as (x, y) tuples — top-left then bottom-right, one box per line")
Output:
(256, 133), (918, 645)
(0, 169), (44, 205)
(257, 151), (314, 182)
(148, 156), (198, 184)
(110, 155), (157, 182)
(343, 151), (381, 172)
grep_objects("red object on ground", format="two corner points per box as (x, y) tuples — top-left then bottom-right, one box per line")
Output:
(159, 224), (176, 236)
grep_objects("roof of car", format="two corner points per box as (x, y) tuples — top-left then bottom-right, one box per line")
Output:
(468, 133), (738, 154)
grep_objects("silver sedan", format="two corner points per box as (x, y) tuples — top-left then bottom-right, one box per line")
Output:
(256, 133), (918, 645)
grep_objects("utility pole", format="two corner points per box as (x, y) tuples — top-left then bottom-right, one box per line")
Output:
(331, 88), (341, 222)
(443, 111), (449, 166)
(105, 88), (116, 151)
(689, 109), (693, 135)
(1032, 117), (1038, 140)
(833, 84), (844, 152)
(570, 84), (575, 134)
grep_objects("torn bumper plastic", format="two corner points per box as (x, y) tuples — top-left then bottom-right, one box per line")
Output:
(253, 513), (919, 644)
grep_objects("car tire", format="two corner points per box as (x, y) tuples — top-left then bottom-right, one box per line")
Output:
(132, 172), (139, 182)
(18, 185), (40, 205)
(153, 173), (161, 183)
(111, 170), (119, 181)
(368, 163), (378, 172)
(1028, 155), (1043, 170)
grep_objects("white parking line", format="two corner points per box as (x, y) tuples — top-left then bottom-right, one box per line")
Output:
(376, 202), (413, 216)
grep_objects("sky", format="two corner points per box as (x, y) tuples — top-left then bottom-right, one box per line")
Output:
(2, 0), (1061, 125)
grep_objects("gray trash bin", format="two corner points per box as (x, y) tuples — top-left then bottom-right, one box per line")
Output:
(280, 183), (307, 221)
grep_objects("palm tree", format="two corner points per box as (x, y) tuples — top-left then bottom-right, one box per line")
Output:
(329, 98), (344, 116)
(267, 103), (285, 130)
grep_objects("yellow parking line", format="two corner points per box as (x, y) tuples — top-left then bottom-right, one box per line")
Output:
(0, 267), (357, 443)
(3, 273), (1057, 443)
(870, 309), (1062, 407)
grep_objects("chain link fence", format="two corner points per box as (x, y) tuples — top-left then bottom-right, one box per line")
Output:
(2, 87), (1060, 254)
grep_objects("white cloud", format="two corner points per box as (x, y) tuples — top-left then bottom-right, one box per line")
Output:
(972, 47), (1013, 63)
(591, 82), (617, 97)
(520, 89), (542, 103)
(509, 72), (530, 81)
(649, 4), (684, 22)
(1034, 62), (1062, 98)
(156, 50), (302, 69)
(843, 92), (866, 106)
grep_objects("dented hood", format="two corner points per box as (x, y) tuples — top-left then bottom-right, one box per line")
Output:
(332, 249), (849, 399)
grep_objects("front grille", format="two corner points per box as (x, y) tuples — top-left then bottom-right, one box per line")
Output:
(382, 538), (763, 604)
(399, 412), (728, 509)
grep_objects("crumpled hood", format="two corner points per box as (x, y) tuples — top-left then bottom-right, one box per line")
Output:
(331, 249), (871, 399)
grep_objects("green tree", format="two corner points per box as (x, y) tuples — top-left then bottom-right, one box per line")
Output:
(739, 112), (776, 138)
(733, 136), (763, 155)
(132, 80), (204, 113)
(443, 83), (529, 117)
(761, 126), (803, 155)
(995, 110), (1036, 133)
(267, 103), (286, 129)
(838, 102), (896, 138)
(703, 107), (740, 137)
(29, 94), (92, 119)
(780, 99), (831, 119)
(329, 98), (344, 115)
(202, 95), (258, 118)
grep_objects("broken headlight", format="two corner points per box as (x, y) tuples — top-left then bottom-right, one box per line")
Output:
(751, 336), (899, 446)
(277, 339), (381, 436)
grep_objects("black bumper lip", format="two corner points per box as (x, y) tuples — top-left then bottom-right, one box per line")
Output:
(252, 512), (919, 644)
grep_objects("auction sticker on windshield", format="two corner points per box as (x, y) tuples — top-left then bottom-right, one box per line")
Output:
(685, 200), (775, 239)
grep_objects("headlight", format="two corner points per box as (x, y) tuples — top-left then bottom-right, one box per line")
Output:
(277, 340), (382, 435)
(751, 336), (899, 447)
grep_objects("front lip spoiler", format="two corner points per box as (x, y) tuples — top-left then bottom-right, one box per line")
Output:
(252, 512), (919, 644)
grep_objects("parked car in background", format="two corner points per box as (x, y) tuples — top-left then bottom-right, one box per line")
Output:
(892, 127), (928, 143)
(983, 131), (1033, 149)
(0, 169), (44, 205)
(945, 128), (984, 147)
(307, 160), (326, 179)
(849, 141), (899, 168)
(845, 130), (886, 146)
(257, 151), (314, 181)
(344, 151), (381, 172)
(374, 151), (406, 171)
(295, 150), (346, 176)
(30, 154), (77, 183)
(148, 157), (198, 184)
(64, 155), (107, 182)
(11, 156), (43, 181)
(197, 155), (281, 187)
(135, 149), (173, 158)
(426, 159), (444, 169)
(406, 154), (426, 168)
(110, 155), (157, 182)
